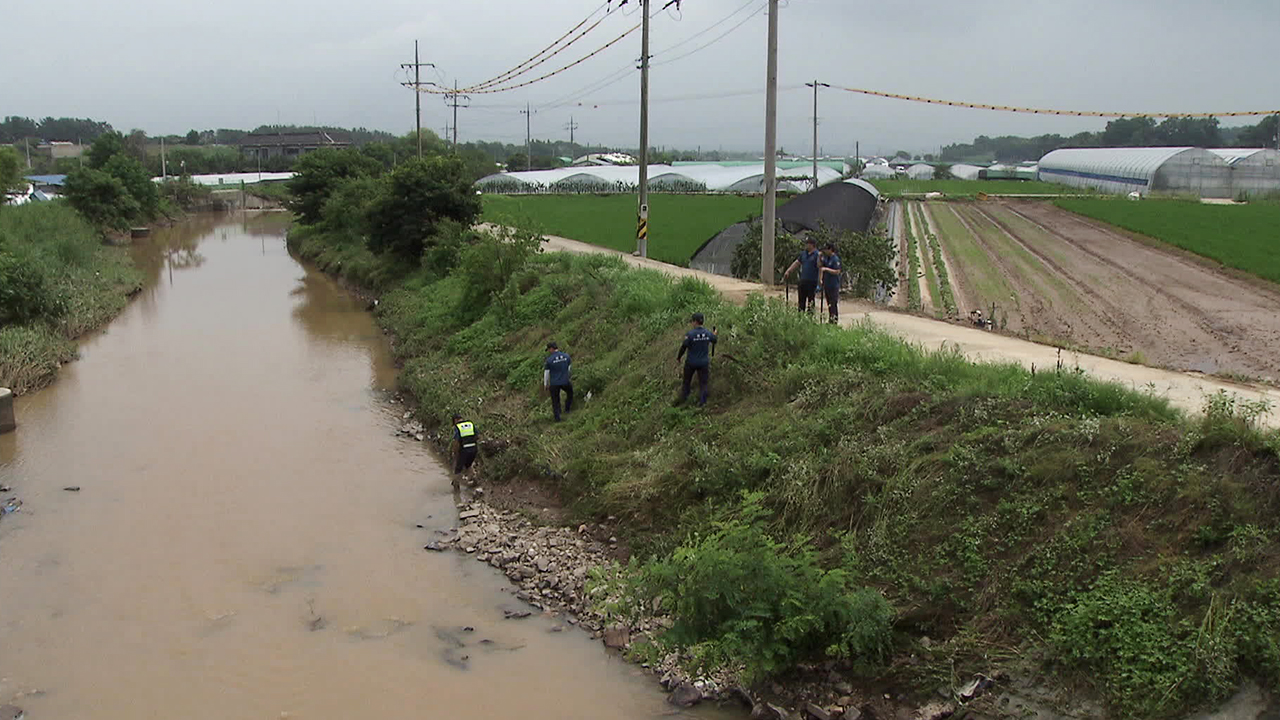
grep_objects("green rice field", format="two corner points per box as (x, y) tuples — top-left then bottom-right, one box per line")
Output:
(1055, 198), (1280, 284)
(482, 194), (769, 266)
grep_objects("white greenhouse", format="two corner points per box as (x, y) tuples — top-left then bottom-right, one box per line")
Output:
(860, 163), (896, 179)
(1209, 148), (1280, 196)
(906, 163), (935, 180)
(1037, 147), (1232, 198)
(476, 163), (842, 194)
(949, 163), (982, 180)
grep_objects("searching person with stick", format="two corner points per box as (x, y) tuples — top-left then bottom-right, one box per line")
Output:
(782, 236), (820, 314)
(818, 242), (843, 324)
(543, 341), (573, 422)
(452, 413), (478, 488)
(677, 312), (717, 407)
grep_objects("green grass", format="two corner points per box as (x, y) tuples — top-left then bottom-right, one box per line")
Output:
(926, 202), (1016, 312)
(294, 220), (1280, 717)
(0, 202), (143, 393)
(903, 206), (923, 312)
(1056, 198), (1280, 285)
(910, 204), (941, 314)
(481, 194), (769, 266)
(874, 179), (1092, 198)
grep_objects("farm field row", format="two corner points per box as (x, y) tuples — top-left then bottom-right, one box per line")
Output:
(915, 199), (1280, 381)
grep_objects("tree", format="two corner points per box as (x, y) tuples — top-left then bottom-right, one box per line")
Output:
(1238, 115), (1278, 148)
(893, 150), (910, 159)
(1101, 117), (1158, 147)
(366, 155), (482, 261)
(0, 146), (24, 195)
(102, 154), (160, 219)
(87, 131), (127, 169)
(286, 148), (384, 225)
(934, 163), (954, 180)
(64, 168), (141, 231)
(185, 129), (201, 145)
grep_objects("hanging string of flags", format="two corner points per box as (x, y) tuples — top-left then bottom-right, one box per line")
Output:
(832, 85), (1280, 118)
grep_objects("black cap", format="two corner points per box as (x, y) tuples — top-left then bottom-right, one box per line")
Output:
(823, 242), (836, 251)
(545, 341), (558, 350)
(690, 312), (704, 324)
(805, 236), (816, 245)
(451, 413), (462, 421)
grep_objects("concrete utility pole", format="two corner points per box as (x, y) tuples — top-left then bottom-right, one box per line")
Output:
(161, 137), (167, 179)
(565, 116), (579, 147)
(521, 104), (534, 170)
(806, 80), (830, 190)
(637, 0), (652, 257)
(400, 41), (435, 159)
(445, 80), (469, 150)
(760, 0), (779, 285)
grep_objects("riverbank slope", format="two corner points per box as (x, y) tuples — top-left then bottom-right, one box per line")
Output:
(0, 203), (142, 394)
(291, 224), (1280, 720)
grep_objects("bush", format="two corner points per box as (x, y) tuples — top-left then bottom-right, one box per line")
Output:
(287, 148), (384, 225)
(638, 492), (895, 681)
(0, 248), (63, 324)
(64, 168), (141, 230)
(366, 155), (482, 261)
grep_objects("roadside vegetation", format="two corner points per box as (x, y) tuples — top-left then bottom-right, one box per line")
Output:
(0, 202), (142, 393)
(481, 193), (768, 266)
(1056, 198), (1280, 285)
(872, 179), (1089, 198)
(289, 150), (1280, 716)
(729, 217), (896, 302)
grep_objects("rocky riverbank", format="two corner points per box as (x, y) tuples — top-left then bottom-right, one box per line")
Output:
(423, 495), (1007, 720)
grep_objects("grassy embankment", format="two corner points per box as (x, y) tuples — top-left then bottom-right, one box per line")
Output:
(874, 179), (1092, 198)
(293, 219), (1280, 718)
(1056, 198), (1280, 284)
(481, 194), (768, 266)
(0, 203), (143, 393)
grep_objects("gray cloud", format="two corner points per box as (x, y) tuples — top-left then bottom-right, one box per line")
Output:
(4, 0), (1276, 154)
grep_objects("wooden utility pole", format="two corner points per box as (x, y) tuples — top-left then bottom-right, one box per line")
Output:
(806, 80), (830, 190)
(761, 0), (779, 284)
(637, 0), (652, 258)
(400, 41), (435, 158)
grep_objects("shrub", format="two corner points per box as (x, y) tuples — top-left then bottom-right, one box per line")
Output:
(366, 155), (482, 261)
(287, 148), (384, 225)
(0, 248), (63, 324)
(638, 492), (895, 681)
(64, 168), (141, 231)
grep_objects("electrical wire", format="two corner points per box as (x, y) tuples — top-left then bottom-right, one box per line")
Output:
(833, 85), (1280, 118)
(652, 2), (765, 67)
(466, 3), (620, 92)
(651, 0), (758, 58)
(459, 2), (610, 93)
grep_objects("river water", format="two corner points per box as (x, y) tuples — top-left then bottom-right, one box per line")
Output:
(0, 215), (728, 720)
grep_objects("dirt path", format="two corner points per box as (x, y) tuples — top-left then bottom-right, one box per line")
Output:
(903, 203), (932, 311)
(539, 232), (1280, 428)
(890, 202), (909, 308)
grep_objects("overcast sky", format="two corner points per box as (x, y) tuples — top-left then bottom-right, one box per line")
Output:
(5, 0), (1278, 155)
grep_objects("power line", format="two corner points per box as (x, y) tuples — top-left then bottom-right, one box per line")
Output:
(833, 85), (1280, 118)
(466, 3), (620, 93)
(651, 2), (764, 67)
(461, 2), (610, 93)
(651, 0), (759, 59)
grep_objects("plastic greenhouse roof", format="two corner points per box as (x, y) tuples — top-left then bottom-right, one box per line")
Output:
(1038, 147), (1202, 185)
(1208, 148), (1275, 165)
(476, 164), (842, 192)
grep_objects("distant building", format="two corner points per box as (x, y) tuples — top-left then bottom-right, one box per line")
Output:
(1038, 147), (1232, 198)
(238, 131), (351, 160)
(37, 141), (84, 160)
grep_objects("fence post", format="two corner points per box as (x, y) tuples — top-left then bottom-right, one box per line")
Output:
(0, 388), (15, 434)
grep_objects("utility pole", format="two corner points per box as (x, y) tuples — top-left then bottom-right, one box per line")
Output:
(161, 136), (168, 179)
(400, 41), (435, 158)
(520, 104), (534, 171)
(760, 0), (779, 284)
(565, 116), (579, 147)
(806, 80), (830, 190)
(637, 0), (651, 258)
(445, 80), (469, 150)
(24, 138), (31, 169)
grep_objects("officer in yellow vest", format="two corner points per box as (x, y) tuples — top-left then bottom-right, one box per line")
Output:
(452, 413), (478, 484)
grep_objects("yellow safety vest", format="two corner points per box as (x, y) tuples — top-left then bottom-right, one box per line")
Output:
(456, 421), (476, 447)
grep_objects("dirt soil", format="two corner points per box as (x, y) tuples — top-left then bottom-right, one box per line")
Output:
(993, 201), (1280, 380)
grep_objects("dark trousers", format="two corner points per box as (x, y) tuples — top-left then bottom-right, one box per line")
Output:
(824, 285), (839, 323)
(455, 445), (477, 474)
(550, 383), (574, 421)
(681, 364), (710, 406)
(797, 279), (818, 313)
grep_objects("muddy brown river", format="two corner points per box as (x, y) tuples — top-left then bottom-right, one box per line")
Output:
(0, 215), (731, 720)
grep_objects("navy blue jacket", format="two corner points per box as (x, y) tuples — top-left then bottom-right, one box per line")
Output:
(797, 249), (820, 282)
(544, 351), (572, 386)
(821, 253), (843, 291)
(678, 327), (717, 368)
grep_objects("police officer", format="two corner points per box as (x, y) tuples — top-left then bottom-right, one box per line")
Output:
(782, 236), (820, 313)
(818, 242), (843, 324)
(543, 341), (573, 422)
(676, 312), (717, 407)
(451, 413), (478, 486)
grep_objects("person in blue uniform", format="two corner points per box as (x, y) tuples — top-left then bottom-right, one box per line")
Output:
(452, 413), (478, 487)
(818, 242), (842, 324)
(676, 312), (717, 406)
(782, 237), (820, 313)
(543, 341), (573, 422)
